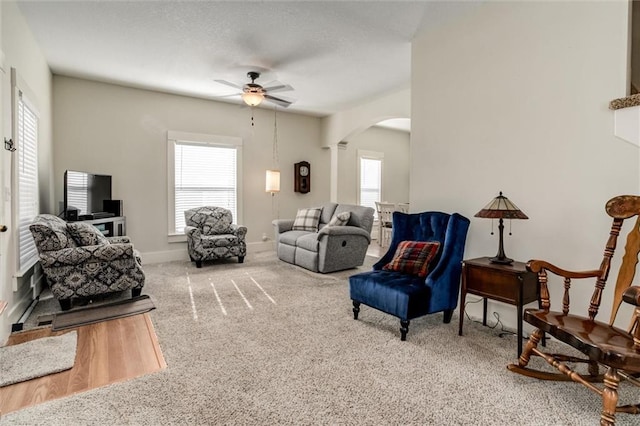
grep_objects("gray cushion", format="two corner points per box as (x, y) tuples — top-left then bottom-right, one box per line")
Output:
(279, 230), (311, 246)
(320, 202), (338, 225)
(296, 233), (319, 252)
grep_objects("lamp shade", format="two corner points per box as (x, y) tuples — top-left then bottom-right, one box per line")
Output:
(475, 191), (528, 264)
(266, 169), (280, 193)
(242, 91), (264, 107)
(475, 192), (528, 219)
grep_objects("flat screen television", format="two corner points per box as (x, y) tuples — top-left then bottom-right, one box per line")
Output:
(63, 170), (112, 220)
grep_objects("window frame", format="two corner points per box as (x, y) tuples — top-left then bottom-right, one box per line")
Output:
(11, 68), (40, 279)
(167, 131), (243, 243)
(356, 149), (384, 219)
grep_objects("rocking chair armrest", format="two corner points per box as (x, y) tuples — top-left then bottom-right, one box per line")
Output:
(623, 286), (640, 306)
(526, 260), (601, 280)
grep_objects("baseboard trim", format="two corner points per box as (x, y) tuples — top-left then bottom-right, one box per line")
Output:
(8, 292), (33, 325)
(141, 241), (276, 264)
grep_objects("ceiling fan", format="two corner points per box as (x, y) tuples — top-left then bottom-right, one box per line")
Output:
(214, 71), (294, 108)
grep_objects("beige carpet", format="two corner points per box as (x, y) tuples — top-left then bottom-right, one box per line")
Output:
(0, 331), (77, 387)
(5, 252), (640, 425)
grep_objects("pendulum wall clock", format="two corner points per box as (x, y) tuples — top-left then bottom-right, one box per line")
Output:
(294, 161), (311, 193)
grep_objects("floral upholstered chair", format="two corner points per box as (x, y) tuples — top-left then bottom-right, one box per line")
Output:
(184, 206), (247, 268)
(29, 214), (145, 311)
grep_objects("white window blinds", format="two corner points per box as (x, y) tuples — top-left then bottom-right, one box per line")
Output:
(65, 170), (89, 214)
(173, 142), (238, 234)
(17, 92), (39, 271)
(359, 157), (382, 219)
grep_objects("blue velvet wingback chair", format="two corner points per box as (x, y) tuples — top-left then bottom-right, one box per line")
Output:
(349, 211), (470, 340)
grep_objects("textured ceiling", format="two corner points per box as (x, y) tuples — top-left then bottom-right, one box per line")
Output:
(16, 1), (441, 118)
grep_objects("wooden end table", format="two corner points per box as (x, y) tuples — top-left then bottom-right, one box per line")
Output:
(458, 257), (540, 357)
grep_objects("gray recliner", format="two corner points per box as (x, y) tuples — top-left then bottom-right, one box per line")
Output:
(273, 203), (374, 273)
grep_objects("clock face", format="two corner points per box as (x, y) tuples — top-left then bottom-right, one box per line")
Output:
(300, 166), (309, 177)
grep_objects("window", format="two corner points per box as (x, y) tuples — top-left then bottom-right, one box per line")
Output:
(65, 171), (89, 214)
(167, 131), (243, 238)
(12, 69), (39, 274)
(357, 150), (383, 219)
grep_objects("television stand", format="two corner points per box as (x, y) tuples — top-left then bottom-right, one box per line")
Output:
(92, 212), (116, 219)
(73, 216), (126, 237)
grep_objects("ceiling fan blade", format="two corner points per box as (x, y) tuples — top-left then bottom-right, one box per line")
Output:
(264, 94), (294, 108)
(264, 83), (294, 94)
(212, 93), (242, 99)
(213, 79), (243, 90)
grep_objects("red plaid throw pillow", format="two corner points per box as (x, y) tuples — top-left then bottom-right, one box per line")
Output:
(382, 240), (440, 278)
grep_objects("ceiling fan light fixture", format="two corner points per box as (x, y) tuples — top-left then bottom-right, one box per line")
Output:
(242, 91), (264, 107)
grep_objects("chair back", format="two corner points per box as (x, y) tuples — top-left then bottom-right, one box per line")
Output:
(528, 195), (640, 326)
(374, 211), (470, 280)
(375, 202), (395, 226)
(184, 206), (234, 236)
(30, 214), (78, 252)
(397, 203), (410, 213)
(607, 196), (640, 324)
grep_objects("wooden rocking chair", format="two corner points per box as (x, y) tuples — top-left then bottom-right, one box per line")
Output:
(508, 195), (640, 425)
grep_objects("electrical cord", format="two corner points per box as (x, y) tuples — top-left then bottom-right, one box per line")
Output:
(464, 298), (533, 340)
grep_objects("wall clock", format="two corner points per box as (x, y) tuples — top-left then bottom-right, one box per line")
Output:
(294, 161), (311, 193)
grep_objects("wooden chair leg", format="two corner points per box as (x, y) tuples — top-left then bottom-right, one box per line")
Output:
(400, 319), (410, 341)
(601, 367), (620, 426)
(518, 328), (543, 367)
(443, 309), (454, 323)
(352, 301), (360, 320)
(59, 299), (72, 311)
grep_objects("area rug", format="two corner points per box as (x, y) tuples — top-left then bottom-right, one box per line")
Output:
(0, 331), (77, 387)
(5, 252), (640, 425)
(51, 295), (156, 331)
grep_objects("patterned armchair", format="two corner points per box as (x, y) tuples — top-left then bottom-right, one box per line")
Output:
(184, 206), (247, 268)
(29, 214), (145, 311)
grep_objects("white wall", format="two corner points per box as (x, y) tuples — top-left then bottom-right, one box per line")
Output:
(337, 126), (410, 205)
(52, 76), (329, 262)
(321, 88), (410, 147)
(411, 2), (636, 330)
(0, 0), (53, 344)
(321, 88), (410, 203)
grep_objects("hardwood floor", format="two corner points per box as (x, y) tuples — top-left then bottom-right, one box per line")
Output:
(0, 313), (166, 415)
(366, 239), (385, 258)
